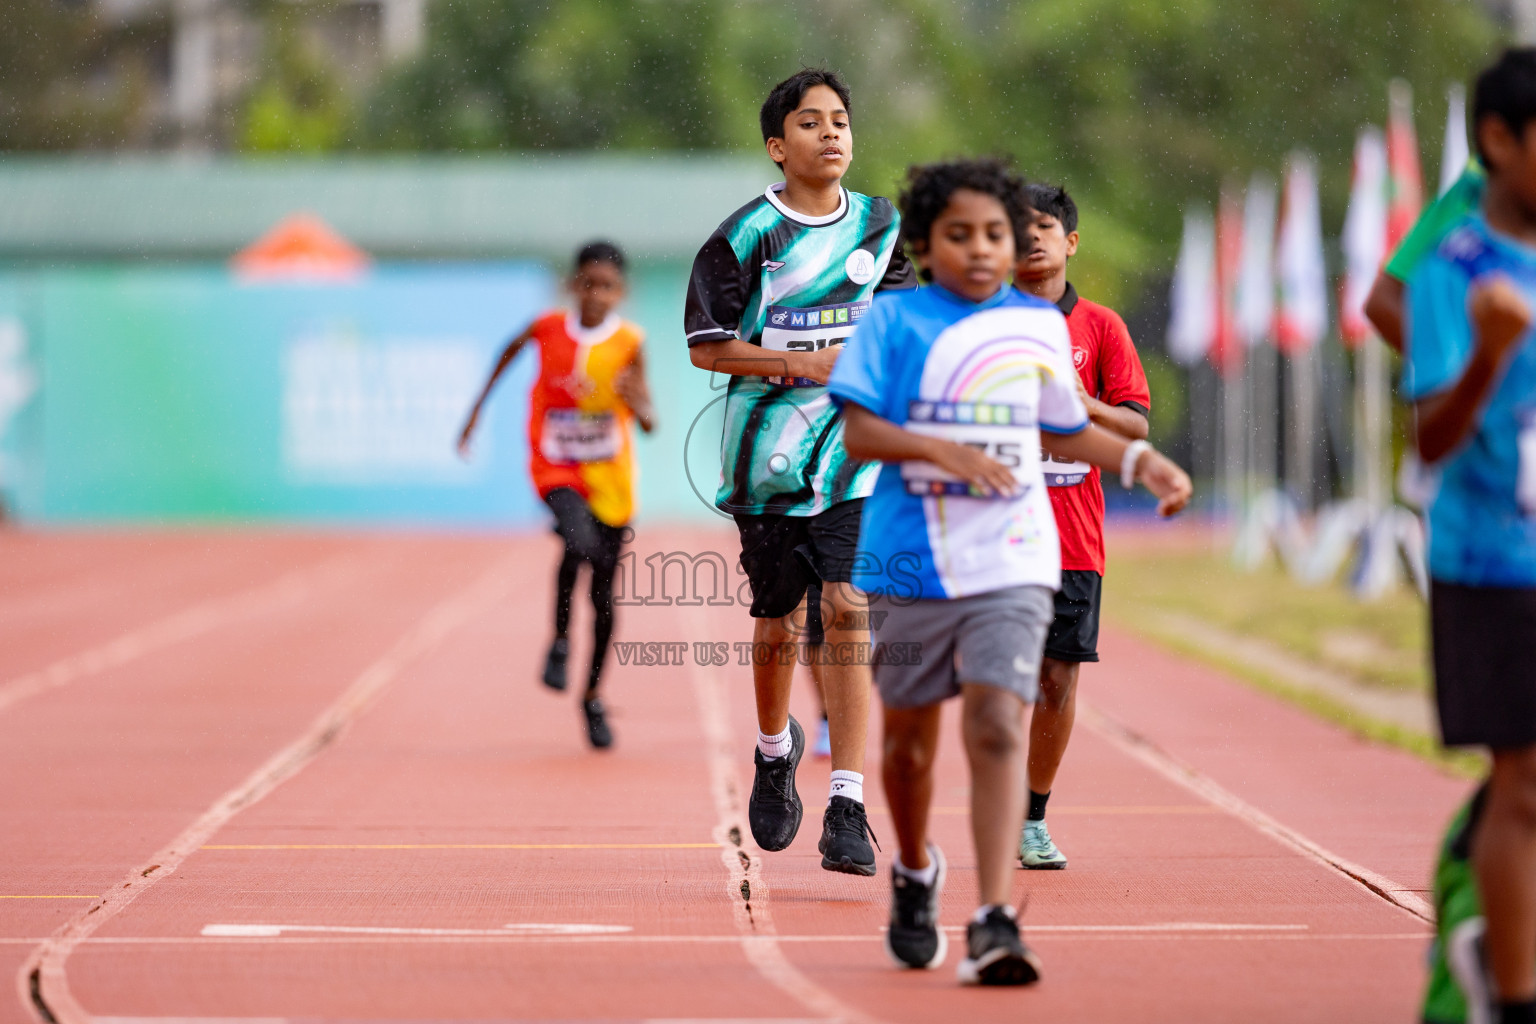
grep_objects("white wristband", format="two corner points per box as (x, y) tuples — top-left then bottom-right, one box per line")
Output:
(1120, 440), (1152, 490)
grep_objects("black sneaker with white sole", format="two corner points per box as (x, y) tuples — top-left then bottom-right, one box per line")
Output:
(747, 716), (804, 852)
(957, 906), (1042, 986)
(582, 697), (612, 749)
(819, 795), (878, 876)
(542, 638), (569, 691)
(886, 845), (947, 970)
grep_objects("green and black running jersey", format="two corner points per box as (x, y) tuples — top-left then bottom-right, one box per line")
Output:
(685, 183), (915, 516)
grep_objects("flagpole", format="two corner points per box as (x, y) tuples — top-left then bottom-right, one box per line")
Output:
(1275, 151), (1328, 514)
(1360, 338), (1386, 514)
(1287, 345), (1317, 510)
(1222, 365), (1245, 525)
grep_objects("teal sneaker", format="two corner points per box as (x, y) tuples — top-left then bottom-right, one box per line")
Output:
(1422, 783), (1490, 1024)
(1018, 820), (1067, 870)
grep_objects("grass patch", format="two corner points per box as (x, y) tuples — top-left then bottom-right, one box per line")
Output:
(1102, 541), (1484, 780)
(1103, 546), (1428, 693)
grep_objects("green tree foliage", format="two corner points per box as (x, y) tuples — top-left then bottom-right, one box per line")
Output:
(238, 3), (351, 153)
(356, 0), (1497, 306)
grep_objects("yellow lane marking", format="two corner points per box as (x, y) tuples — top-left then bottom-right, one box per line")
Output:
(868, 805), (1219, 816)
(201, 842), (718, 851)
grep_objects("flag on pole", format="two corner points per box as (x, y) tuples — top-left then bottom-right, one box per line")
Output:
(1274, 152), (1328, 353)
(1386, 78), (1424, 252)
(1340, 128), (1388, 348)
(1237, 173), (1277, 348)
(1168, 207), (1216, 366)
(1440, 82), (1469, 197)
(1211, 185), (1245, 376)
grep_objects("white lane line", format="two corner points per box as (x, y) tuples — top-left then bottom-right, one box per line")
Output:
(1080, 702), (1435, 923)
(95, 1018), (288, 1024)
(95, 1019), (826, 1024)
(198, 920), (1303, 940)
(0, 550), (363, 716)
(201, 922), (632, 937)
(0, 931), (1431, 948)
(18, 554), (521, 1024)
(69, 931), (1428, 946)
(682, 604), (876, 1024)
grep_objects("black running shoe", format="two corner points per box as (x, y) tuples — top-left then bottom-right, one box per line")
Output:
(582, 697), (612, 749)
(542, 638), (569, 691)
(819, 795), (878, 876)
(957, 906), (1042, 986)
(885, 845), (947, 970)
(747, 715), (804, 852)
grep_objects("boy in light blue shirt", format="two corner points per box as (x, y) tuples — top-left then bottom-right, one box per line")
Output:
(1404, 47), (1536, 1024)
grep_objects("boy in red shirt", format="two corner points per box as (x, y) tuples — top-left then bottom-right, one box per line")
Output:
(1013, 185), (1151, 868)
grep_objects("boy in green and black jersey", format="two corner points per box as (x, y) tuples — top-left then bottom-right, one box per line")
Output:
(685, 67), (914, 875)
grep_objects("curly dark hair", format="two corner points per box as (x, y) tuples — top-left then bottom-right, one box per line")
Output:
(897, 158), (1033, 280)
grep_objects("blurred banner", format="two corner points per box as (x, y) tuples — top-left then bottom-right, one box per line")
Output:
(0, 261), (724, 527)
(0, 264), (562, 525)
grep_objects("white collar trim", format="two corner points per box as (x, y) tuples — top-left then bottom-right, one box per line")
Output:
(764, 182), (848, 226)
(565, 310), (622, 346)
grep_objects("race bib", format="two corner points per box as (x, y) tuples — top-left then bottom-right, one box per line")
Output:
(760, 300), (869, 387)
(900, 400), (1034, 498)
(1042, 449), (1091, 487)
(541, 409), (620, 465)
(1519, 411), (1536, 516)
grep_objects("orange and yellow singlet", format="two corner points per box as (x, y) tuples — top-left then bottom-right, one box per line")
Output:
(526, 309), (644, 527)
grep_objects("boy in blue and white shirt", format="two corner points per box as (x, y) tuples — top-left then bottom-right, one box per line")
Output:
(828, 159), (1190, 986)
(1404, 49), (1536, 1024)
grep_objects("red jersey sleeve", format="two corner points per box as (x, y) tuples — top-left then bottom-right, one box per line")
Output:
(1094, 307), (1151, 415)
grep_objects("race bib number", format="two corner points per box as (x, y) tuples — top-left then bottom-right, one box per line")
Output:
(1042, 449), (1091, 487)
(1518, 411), (1536, 516)
(760, 301), (869, 387)
(541, 409), (620, 465)
(900, 400), (1034, 499)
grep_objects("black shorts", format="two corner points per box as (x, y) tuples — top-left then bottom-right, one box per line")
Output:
(545, 488), (626, 570)
(1043, 569), (1102, 663)
(1431, 579), (1536, 749)
(733, 499), (863, 620)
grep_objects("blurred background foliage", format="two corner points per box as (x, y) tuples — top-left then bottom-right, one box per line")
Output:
(1, 0), (1503, 309)
(351, 0), (1497, 309)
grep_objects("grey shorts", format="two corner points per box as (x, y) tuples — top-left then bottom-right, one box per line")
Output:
(869, 585), (1054, 709)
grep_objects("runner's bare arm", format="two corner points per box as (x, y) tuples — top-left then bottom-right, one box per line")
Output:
(616, 347), (656, 434)
(689, 338), (839, 385)
(1076, 376), (1149, 441)
(1044, 425), (1191, 516)
(1415, 275), (1532, 463)
(841, 402), (1020, 498)
(457, 325), (535, 457)
(1364, 271), (1406, 354)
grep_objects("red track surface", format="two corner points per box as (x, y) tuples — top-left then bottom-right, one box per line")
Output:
(0, 527), (1468, 1023)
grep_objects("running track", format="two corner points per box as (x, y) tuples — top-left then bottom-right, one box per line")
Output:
(0, 527), (1469, 1022)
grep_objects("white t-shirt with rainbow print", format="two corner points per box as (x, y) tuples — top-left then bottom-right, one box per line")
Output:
(828, 284), (1088, 599)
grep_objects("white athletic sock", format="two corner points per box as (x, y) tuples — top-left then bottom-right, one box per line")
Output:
(972, 903), (1017, 924)
(757, 726), (793, 760)
(828, 769), (863, 805)
(893, 848), (938, 887)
